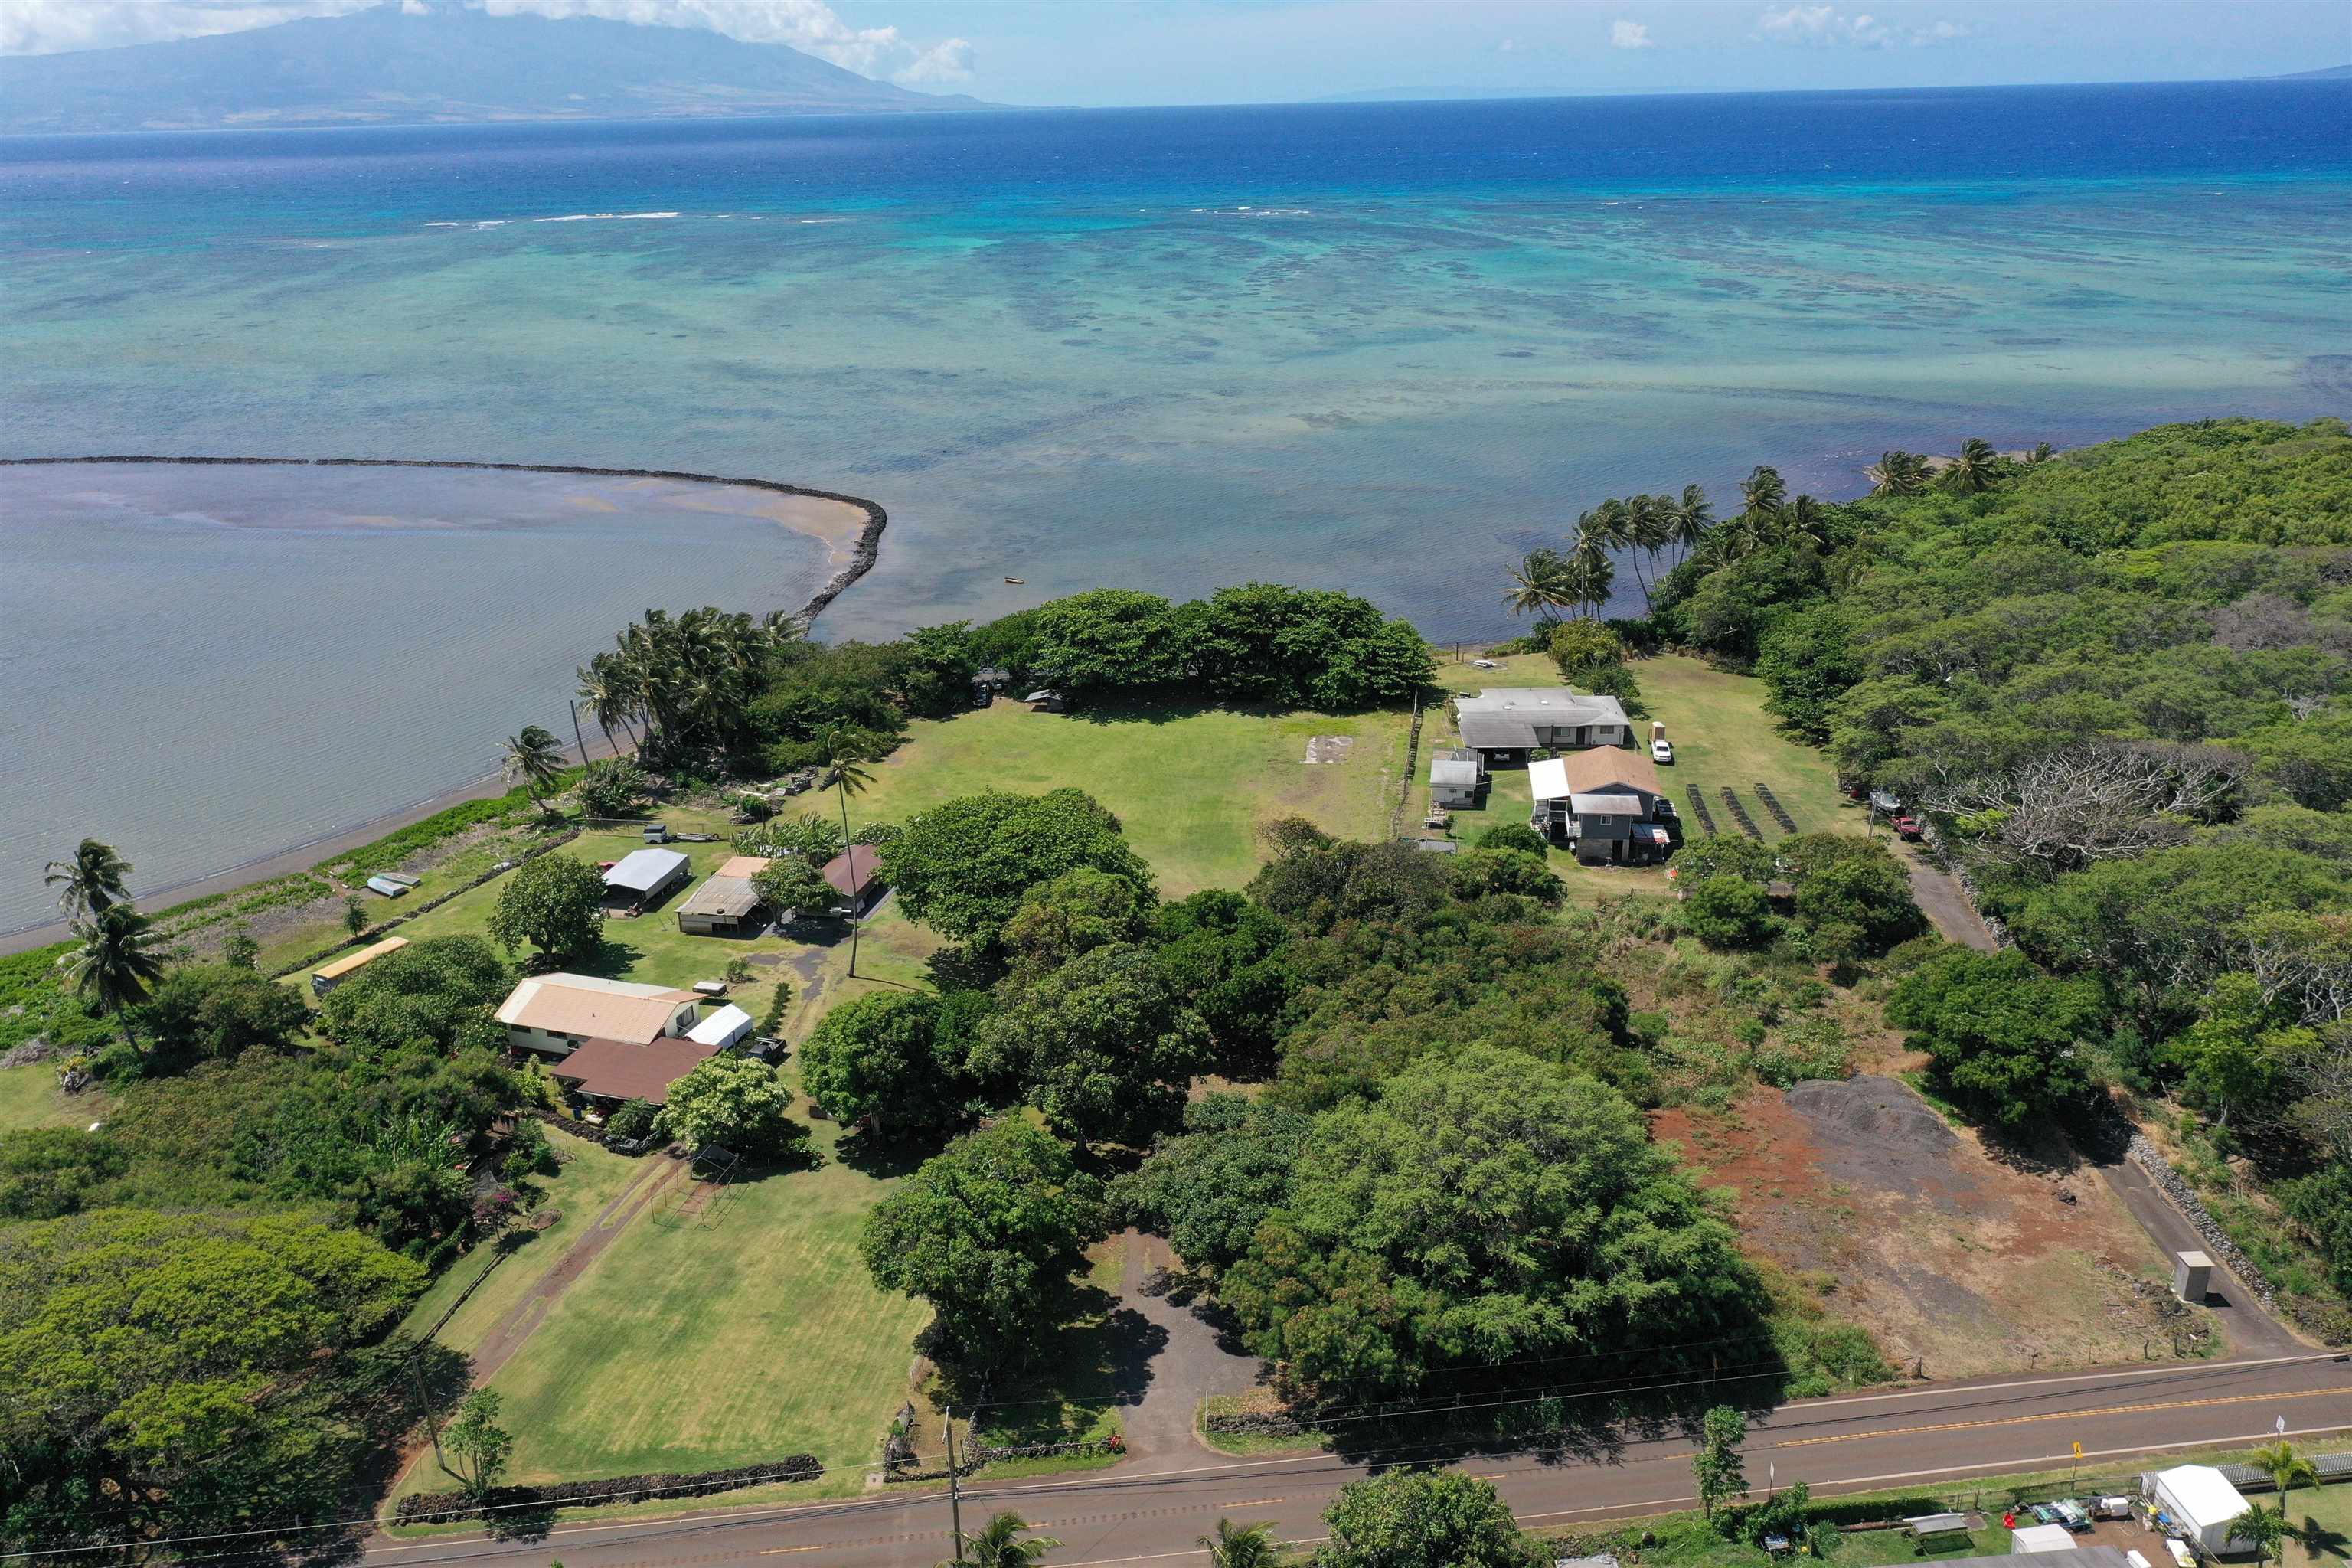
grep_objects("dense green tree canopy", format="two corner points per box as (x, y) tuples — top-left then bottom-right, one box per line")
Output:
(658, 1054), (808, 1161)
(1885, 949), (2100, 1125)
(883, 789), (1155, 949)
(0, 1207), (423, 1550)
(1315, 1471), (1542, 1568)
(1223, 1047), (1756, 1397)
(1112, 1095), (1312, 1272)
(860, 1120), (1108, 1370)
(971, 943), (1210, 1147)
(799, 989), (991, 1142)
(134, 964), (309, 1072)
(315, 936), (510, 1057)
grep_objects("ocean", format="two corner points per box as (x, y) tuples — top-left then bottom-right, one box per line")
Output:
(2, 80), (2348, 930)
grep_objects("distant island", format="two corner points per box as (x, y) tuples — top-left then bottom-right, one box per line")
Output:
(0, 2), (991, 135)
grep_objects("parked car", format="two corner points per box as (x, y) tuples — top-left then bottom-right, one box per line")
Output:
(1470, 657), (1499, 669)
(1651, 737), (1674, 764)
(1893, 814), (1924, 841)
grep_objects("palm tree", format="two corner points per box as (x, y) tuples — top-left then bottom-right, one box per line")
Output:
(1566, 534), (1615, 619)
(1576, 499), (1637, 612)
(503, 724), (567, 815)
(1782, 494), (1828, 550)
(1200, 1518), (1293, 1566)
(44, 838), (132, 920)
(2252, 1442), (2319, 1518)
(2027, 441), (2056, 464)
(2238, 1504), (2291, 1568)
(1666, 483), (1714, 567)
(943, 1511), (1060, 1567)
(1739, 464), (1787, 519)
(1504, 548), (1576, 624)
(1866, 449), (1928, 498)
(576, 662), (636, 753)
(60, 903), (167, 1056)
(821, 727), (877, 978)
(1940, 437), (2005, 495)
(1628, 492), (1675, 606)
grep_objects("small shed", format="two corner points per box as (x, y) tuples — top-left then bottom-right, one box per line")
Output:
(824, 845), (887, 913)
(2145, 1466), (2252, 1555)
(604, 847), (691, 904)
(311, 936), (410, 998)
(687, 1003), (755, 1051)
(677, 874), (763, 936)
(2014, 1526), (2080, 1554)
(1025, 688), (1069, 714)
(1431, 749), (1483, 808)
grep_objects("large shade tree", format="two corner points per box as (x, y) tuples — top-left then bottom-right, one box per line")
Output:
(882, 789), (1155, 950)
(860, 1121), (1108, 1371)
(1220, 1046), (1759, 1399)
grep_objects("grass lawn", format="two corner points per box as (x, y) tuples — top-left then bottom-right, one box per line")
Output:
(0, 1060), (99, 1135)
(394, 1127), (645, 1357)
(459, 1124), (933, 1494)
(2285, 1480), (2352, 1568)
(853, 697), (1413, 898)
(1417, 648), (1867, 900)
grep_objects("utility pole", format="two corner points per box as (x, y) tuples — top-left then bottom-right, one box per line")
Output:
(407, 1345), (456, 1481)
(944, 1406), (965, 1561)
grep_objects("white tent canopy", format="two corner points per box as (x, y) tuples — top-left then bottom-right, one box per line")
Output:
(686, 1003), (754, 1050)
(1528, 756), (1570, 802)
(2146, 1466), (2252, 1554)
(2013, 1526), (2079, 1554)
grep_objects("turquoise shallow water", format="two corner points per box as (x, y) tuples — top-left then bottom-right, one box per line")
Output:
(2, 83), (2347, 925)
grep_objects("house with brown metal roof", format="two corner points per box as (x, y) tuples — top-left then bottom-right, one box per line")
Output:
(823, 845), (887, 914)
(1529, 747), (1677, 864)
(495, 973), (702, 1059)
(550, 1035), (719, 1109)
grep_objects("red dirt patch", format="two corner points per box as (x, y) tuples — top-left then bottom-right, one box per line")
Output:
(1655, 1076), (2204, 1378)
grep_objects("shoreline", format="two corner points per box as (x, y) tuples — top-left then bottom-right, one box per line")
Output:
(0, 456), (888, 956)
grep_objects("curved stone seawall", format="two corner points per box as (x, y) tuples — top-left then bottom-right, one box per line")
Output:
(0, 455), (889, 628)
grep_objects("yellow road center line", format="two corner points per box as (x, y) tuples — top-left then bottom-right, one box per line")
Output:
(1214, 1498), (1285, 1509)
(1776, 1385), (2345, 1449)
(756, 1544), (829, 1554)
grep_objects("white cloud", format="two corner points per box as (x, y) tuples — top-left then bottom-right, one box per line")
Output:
(0, 0), (972, 77)
(1497, 37), (1519, 54)
(1753, 5), (1968, 48)
(892, 34), (969, 84)
(1610, 18), (1652, 50)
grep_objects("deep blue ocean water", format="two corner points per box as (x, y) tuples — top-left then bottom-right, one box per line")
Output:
(2, 81), (2348, 925)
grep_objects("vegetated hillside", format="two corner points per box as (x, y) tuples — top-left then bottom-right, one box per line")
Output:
(1646, 416), (2352, 1337)
(0, 2), (987, 133)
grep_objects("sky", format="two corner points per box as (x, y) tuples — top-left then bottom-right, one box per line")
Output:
(2, 0), (2345, 103)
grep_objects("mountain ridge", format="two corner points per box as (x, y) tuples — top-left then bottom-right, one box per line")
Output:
(0, 3), (991, 134)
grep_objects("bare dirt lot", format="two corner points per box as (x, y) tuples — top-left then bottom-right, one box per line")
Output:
(1654, 1075), (2211, 1379)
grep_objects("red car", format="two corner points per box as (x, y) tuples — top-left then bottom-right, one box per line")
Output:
(1892, 815), (1924, 841)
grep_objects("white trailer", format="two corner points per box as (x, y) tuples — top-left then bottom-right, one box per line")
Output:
(2145, 1466), (2252, 1556)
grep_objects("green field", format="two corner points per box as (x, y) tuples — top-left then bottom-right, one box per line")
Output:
(0, 1060), (97, 1136)
(854, 697), (1414, 897)
(458, 1120), (934, 1492)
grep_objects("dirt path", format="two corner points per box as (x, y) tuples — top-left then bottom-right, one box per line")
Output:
(2096, 1158), (2308, 1357)
(1902, 851), (1999, 952)
(465, 1152), (691, 1383)
(1112, 1230), (1266, 1473)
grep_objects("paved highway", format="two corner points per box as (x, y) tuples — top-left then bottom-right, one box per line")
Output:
(361, 1351), (2349, 1568)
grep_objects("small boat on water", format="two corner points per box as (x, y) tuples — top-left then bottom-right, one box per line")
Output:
(1004, 577), (1024, 585)
(377, 871), (420, 888)
(364, 875), (410, 899)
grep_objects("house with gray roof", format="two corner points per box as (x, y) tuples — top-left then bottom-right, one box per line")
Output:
(1454, 688), (1630, 763)
(1429, 748), (1483, 808)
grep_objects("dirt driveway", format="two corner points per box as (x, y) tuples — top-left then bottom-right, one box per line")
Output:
(1655, 1075), (2212, 1379)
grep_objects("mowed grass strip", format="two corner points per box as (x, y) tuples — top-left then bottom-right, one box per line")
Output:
(476, 1149), (932, 1488)
(395, 1128), (648, 1358)
(854, 699), (1412, 897)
